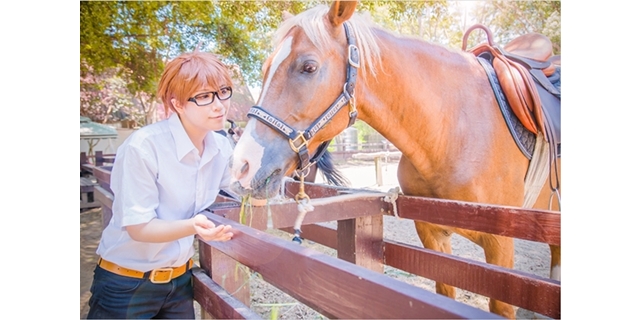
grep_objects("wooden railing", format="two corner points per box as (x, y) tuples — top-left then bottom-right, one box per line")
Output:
(92, 166), (560, 319)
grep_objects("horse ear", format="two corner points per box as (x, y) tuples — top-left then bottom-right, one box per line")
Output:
(327, 0), (358, 27)
(282, 10), (294, 21)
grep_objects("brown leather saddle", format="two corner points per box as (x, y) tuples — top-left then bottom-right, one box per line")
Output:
(462, 24), (560, 151)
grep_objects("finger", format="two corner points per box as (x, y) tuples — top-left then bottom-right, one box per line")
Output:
(212, 224), (232, 232)
(213, 227), (234, 241)
(216, 231), (234, 241)
(194, 215), (215, 229)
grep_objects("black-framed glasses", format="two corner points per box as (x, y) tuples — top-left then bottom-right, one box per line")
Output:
(187, 87), (233, 106)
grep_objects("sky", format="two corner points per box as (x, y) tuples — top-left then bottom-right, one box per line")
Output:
(1, 1), (637, 318)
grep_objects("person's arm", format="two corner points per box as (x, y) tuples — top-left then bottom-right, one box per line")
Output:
(113, 140), (233, 243)
(126, 214), (233, 243)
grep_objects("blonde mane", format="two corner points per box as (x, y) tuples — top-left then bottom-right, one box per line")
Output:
(273, 4), (381, 78)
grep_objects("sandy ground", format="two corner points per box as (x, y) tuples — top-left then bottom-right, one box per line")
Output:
(80, 159), (552, 319)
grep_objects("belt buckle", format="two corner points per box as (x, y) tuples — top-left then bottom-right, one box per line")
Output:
(149, 268), (173, 284)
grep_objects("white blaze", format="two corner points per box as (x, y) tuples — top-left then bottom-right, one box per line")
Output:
(257, 36), (292, 106)
(230, 120), (264, 189)
(230, 37), (293, 189)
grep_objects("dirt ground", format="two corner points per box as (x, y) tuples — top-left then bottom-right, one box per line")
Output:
(80, 159), (552, 319)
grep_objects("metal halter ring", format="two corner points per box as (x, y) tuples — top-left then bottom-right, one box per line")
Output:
(288, 132), (308, 153)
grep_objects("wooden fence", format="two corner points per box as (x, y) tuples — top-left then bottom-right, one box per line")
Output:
(328, 141), (400, 162)
(91, 165), (560, 319)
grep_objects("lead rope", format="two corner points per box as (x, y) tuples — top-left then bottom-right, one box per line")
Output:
(292, 172), (313, 243)
(384, 186), (401, 218)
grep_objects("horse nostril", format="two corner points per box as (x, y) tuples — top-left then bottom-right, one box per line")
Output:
(230, 159), (253, 190)
(240, 162), (249, 175)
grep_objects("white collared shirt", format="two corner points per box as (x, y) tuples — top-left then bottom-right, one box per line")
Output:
(96, 113), (234, 272)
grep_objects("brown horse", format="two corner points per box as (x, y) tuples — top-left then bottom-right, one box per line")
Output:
(229, 1), (560, 318)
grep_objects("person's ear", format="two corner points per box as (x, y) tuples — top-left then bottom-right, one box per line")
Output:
(171, 98), (184, 114)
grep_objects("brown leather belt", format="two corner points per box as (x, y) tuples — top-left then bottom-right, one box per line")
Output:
(98, 258), (193, 284)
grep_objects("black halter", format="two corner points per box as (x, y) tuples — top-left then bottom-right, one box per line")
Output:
(247, 22), (360, 173)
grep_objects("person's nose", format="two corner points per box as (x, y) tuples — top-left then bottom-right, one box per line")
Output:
(210, 97), (225, 112)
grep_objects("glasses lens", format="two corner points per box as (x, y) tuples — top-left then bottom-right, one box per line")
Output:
(218, 87), (232, 100)
(194, 93), (214, 106)
(191, 87), (232, 106)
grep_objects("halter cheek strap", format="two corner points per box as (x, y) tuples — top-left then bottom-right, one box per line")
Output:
(247, 22), (360, 172)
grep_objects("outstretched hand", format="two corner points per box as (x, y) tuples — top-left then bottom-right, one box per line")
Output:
(193, 214), (233, 242)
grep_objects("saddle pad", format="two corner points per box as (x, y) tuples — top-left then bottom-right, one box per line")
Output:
(477, 55), (536, 159)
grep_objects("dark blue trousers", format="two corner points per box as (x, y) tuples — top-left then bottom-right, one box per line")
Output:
(87, 264), (195, 319)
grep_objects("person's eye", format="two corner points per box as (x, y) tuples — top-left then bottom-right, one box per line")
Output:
(196, 93), (212, 100)
(219, 87), (230, 95)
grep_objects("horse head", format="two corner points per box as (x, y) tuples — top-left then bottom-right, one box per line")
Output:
(229, 1), (367, 199)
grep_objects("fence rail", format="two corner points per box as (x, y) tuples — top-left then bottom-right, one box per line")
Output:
(91, 165), (560, 319)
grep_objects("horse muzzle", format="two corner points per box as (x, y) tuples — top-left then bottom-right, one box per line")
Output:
(229, 167), (284, 199)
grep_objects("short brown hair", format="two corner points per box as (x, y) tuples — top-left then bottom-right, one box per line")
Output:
(157, 51), (233, 114)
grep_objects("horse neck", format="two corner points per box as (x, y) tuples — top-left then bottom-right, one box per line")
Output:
(356, 29), (499, 176)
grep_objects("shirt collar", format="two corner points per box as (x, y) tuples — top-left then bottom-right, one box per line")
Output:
(168, 113), (220, 162)
(201, 130), (220, 163)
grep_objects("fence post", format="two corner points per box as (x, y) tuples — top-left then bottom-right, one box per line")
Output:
(198, 242), (251, 318)
(374, 156), (383, 186)
(95, 151), (104, 166)
(336, 215), (384, 273)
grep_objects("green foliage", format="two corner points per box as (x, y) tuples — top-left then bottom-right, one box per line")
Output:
(361, 0), (455, 45)
(269, 306), (278, 320)
(473, 0), (561, 54)
(80, 1), (561, 123)
(80, 1), (321, 90)
(353, 120), (377, 144)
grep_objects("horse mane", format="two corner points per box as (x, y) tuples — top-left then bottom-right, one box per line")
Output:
(316, 152), (351, 187)
(273, 4), (382, 78)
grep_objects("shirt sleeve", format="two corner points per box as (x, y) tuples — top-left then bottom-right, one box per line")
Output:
(110, 141), (160, 228)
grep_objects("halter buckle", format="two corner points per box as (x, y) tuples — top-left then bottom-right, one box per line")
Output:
(289, 131), (308, 153)
(343, 83), (358, 122)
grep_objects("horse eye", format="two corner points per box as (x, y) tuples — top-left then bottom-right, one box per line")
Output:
(302, 62), (317, 73)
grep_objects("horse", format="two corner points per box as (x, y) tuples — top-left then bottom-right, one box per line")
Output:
(228, 1), (560, 318)
(220, 119), (349, 186)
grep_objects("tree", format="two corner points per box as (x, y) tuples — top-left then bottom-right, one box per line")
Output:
(80, 66), (139, 125)
(80, 1), (560, 124)
(80, 1), (323, 123)
(471, 0), (561, 54)
(361, 0), (453, 44)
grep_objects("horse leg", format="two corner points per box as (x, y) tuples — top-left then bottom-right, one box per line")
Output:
(534, 160), (561, 282)
(397, 157), (457, 299)
(414, 221), (457, 299)
(480, 233), (515, 319)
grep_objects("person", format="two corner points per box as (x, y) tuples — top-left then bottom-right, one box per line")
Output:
(87, 50), (236, 319)
(215, 119), (244, 148)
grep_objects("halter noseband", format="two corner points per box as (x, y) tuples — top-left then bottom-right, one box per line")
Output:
(247, 22), (360, 173)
